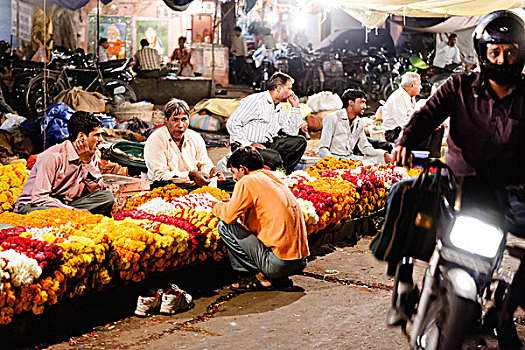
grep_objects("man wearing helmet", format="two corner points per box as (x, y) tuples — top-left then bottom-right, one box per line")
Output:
(387, 10), (525, 347)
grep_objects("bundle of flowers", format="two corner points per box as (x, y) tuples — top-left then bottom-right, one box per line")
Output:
(0, 163), (28, 213)
(170, 193), (218, 212)
(138, 197), (179, 216)
(296, 198), (319, 226)
(280, 170), (317, 188)
(171, 208), (220, 250)
(0, 209), (103, 228)
(306, 177), (359, 221)
(0, 250), (42, 288)
(341, 171), (385, 195)
(0, 227), (63, 274)
(124, 185), (188, 210)
(87, 218), (159, 283)
(291, 183), (336, 230)
(306, 156), (360, 177)
(114, 210), (202, 244)
(192, 186), (231, 200)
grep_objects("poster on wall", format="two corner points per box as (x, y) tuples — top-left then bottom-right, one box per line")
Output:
(11, 1), (33, 42)
(135, 20), (168, 58)
(88, 16), (132, 60)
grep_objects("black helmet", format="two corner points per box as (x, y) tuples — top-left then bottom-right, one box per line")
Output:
(473, 10), (525, 84)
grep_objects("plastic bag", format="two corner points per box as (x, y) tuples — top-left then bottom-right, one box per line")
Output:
(0, 113), (26, 142)
(41, 102), (74, 148)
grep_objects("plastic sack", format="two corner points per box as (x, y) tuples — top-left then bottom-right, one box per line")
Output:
(0, 113), (26, 142)
(190, 112), (222, 132)
(115, 117), (154, 137)
(41, 102), (74, 148)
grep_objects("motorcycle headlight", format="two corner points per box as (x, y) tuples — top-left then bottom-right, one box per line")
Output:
(449, 216), (503, 258)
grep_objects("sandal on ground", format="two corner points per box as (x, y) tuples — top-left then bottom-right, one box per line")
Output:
(230, 274), (273, 292)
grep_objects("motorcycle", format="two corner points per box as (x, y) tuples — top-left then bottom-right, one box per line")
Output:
(407, 157), (518, 350)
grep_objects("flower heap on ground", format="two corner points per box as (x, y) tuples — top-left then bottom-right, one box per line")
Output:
(285, 157), (410, 234)
(0, 187), (229, 325)
(0, 159), (412, 325)
(0, 163), (29, 213)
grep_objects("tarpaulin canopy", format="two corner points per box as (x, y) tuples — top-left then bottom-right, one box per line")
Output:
(338, 0), (525, 27)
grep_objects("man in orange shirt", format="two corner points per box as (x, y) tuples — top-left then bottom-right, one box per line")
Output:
(212, 147), (309, 291)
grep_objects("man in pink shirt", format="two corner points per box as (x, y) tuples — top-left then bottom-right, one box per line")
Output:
(15, 111), (114, 216)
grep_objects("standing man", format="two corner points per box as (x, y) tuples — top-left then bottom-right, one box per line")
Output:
(212, 147), (309, 291)
(432, 33), (462, 77)
(230, 26), (247, 84)
(134, 38), (162, 78)
(319, 89), (392, 163)
(227, 72), (308, 174)
(15, 111), (114, 216)
(97, 38), (109, 63)
(170, 36), (194, 77)
(379, 72), (421, 142)
(144, 98), (227, 190)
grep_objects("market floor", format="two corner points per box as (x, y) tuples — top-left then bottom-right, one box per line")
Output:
(42, 236), (525, 350)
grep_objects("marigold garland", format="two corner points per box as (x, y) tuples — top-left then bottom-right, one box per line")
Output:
(124, 185), (188, 210)
(0, 163), (28, 213)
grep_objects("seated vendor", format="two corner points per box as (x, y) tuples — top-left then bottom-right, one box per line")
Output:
(211, 147), (309, 291)
(319, 89), (392, 164)
(144, 98), (231, 190)
(15, 111), (115, 216)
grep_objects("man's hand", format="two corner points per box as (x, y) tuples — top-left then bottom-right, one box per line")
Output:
(72, 137), (96, 164)
(300, 120), (308, 133)
(288, 92), (299, 108)
(250, 143), (266, 149)
(392, 145), (409, 166)
(384, 152), (393, 164)
(189, 170), (211, 187)
(209, 167), (226, 182)
(371, 114), (383, 122)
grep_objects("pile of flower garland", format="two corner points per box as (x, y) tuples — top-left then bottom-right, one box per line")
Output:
(0, 159), (414, 325)
(0, 163), (29, 213)
(0, 186), (229, 325)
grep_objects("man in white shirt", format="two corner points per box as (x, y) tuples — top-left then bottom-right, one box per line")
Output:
(97, 38), (109, 63)
(379, 72), (421, 142)
(227, 72), (308, 174)
(319, 89), (392, 163)
(144, 99), (228, 190)
(433, 33), (462, 71)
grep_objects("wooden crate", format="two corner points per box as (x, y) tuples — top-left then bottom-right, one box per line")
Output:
(103, 174), (150, 213)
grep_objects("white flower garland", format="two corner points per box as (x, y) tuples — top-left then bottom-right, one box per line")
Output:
(0, 250), (42, 287)
(296, 198), (319, 225)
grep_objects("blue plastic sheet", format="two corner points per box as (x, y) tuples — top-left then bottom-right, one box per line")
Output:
(41, 102), (74, 148)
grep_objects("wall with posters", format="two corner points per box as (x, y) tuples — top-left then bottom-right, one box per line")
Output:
(0, 0), (11, 42)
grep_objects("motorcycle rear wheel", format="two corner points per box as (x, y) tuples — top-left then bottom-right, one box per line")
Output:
(411, 289), (478, 350)
(97, 78), (137, 106)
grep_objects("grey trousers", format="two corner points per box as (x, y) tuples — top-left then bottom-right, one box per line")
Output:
(16, 190), (115, 217)
(218, 221), (307, 280)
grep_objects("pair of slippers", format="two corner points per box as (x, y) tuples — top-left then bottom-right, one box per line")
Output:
(230, 274), (294, 293)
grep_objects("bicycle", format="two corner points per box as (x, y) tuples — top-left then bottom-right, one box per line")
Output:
(24, 60), (136, 118)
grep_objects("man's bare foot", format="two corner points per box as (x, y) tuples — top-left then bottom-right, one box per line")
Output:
(255, 272), (272, 288)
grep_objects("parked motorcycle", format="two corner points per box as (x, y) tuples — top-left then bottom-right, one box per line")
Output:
(407, 157), (517, 350)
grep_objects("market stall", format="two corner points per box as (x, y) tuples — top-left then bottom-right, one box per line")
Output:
(0, 156), (421, 332)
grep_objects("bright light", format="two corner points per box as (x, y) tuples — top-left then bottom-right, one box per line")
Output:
(293, 16), (307, 30)
(449, 216), (503, 258)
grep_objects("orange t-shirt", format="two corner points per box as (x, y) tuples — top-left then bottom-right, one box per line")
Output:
(212, 169), (309, 260)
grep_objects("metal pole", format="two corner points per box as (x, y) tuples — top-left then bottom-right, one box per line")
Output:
(96, 0), (100, 60)
(211, 0), (218, 82)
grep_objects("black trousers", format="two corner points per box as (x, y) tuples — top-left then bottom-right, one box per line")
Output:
(232, 135), (307, 175)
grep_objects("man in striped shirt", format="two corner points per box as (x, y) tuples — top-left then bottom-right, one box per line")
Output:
(227, 72), (308, 174)
(134, 39), (162, 78)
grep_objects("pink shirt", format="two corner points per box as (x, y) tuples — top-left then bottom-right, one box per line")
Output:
(15, 140), (103, 210)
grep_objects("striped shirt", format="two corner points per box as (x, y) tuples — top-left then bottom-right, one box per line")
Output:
(134, 46), (160, 71)
(227, 91), (304, 146)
